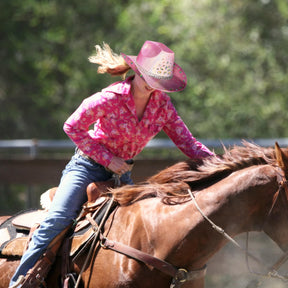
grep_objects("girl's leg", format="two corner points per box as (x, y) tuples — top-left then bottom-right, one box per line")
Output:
(9, 154), (113, 285)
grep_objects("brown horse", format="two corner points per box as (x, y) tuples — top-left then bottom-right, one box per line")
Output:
(1, 141), (288, 288)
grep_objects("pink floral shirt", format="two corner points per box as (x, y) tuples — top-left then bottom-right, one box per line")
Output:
(64, 77), (213, 167)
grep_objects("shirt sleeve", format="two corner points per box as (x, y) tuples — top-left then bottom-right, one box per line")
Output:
(162, 102), (214, 159)
(63, 92), (115, 167)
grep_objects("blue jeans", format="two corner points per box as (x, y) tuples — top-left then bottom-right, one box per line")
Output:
(10, 153), (133, 286)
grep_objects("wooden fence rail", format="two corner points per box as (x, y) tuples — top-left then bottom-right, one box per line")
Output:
(0, 158), (177, 185)
(1, 138), (288, 185)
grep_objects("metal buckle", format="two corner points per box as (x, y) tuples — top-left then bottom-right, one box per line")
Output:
(175, 268), (188, 283)
(100, 237), (108, 249)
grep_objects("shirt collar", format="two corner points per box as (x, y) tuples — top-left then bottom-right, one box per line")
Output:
(102, 76), (169, 103)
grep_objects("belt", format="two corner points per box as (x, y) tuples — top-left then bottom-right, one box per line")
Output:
(76, 148), (134, 172)
(76, 148), (97, 164)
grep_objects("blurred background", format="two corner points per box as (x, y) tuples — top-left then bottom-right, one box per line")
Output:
(1, 0), (288, 287)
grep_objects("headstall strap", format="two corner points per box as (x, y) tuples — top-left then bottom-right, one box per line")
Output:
(275, 166), (288, 197)
(264, 166), (288, 227)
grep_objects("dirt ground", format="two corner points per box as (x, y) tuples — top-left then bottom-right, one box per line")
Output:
(205, 232), (288, 288)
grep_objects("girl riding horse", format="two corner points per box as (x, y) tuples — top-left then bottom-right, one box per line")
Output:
(9, 41), (213, 287)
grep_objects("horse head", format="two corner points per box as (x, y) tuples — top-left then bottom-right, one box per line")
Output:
(262, 143), (288, 252)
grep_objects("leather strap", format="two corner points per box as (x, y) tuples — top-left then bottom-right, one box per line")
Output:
(100, 236), (206, 283)
(20, 243), (60, 288)
(101, 237), (177, 276)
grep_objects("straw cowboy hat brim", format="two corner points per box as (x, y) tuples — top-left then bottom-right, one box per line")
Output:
(121, 41), (187, 92)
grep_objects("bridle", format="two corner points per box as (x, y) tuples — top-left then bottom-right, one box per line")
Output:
(189, 164), (288, 283)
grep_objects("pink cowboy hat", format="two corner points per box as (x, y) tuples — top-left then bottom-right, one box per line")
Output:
(121, 41), (187, 92)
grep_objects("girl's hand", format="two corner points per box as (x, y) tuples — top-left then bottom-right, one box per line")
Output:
(107, 156), (131, 175)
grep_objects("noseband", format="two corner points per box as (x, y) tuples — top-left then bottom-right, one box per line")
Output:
(190, 165), (288, 282)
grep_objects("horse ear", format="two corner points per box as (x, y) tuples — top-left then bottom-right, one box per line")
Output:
(275, 142), (288, 175)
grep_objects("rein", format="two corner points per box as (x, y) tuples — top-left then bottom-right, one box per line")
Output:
(188, 166), (288, 283)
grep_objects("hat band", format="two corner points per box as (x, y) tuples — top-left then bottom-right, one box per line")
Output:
(137, 64), (174, 80)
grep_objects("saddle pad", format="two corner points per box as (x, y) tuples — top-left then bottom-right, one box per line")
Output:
(1, 237), (28, 257)
(0, 209), (37, 257)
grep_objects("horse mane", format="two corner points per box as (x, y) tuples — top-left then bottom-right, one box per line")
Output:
(109, 141), (276, 206)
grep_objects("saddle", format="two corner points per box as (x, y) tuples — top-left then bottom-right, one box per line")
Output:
(0, 179), (119, 258)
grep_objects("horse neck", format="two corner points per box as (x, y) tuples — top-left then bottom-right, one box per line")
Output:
(199, 165), (279, 229)
(166, 164), (279, 268)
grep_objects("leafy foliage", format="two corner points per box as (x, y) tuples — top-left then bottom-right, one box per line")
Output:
(1, 0), (288, 139)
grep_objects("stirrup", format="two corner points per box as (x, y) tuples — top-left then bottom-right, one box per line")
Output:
(9, 275), (25, 288)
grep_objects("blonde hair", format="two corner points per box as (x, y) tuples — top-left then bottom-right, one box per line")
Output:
(88, 42), (131, 79)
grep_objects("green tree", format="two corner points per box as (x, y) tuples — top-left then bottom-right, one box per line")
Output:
(1, 0), (288, 139)
(117, 0), (288, 138)
(0, 0), (128, 138)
